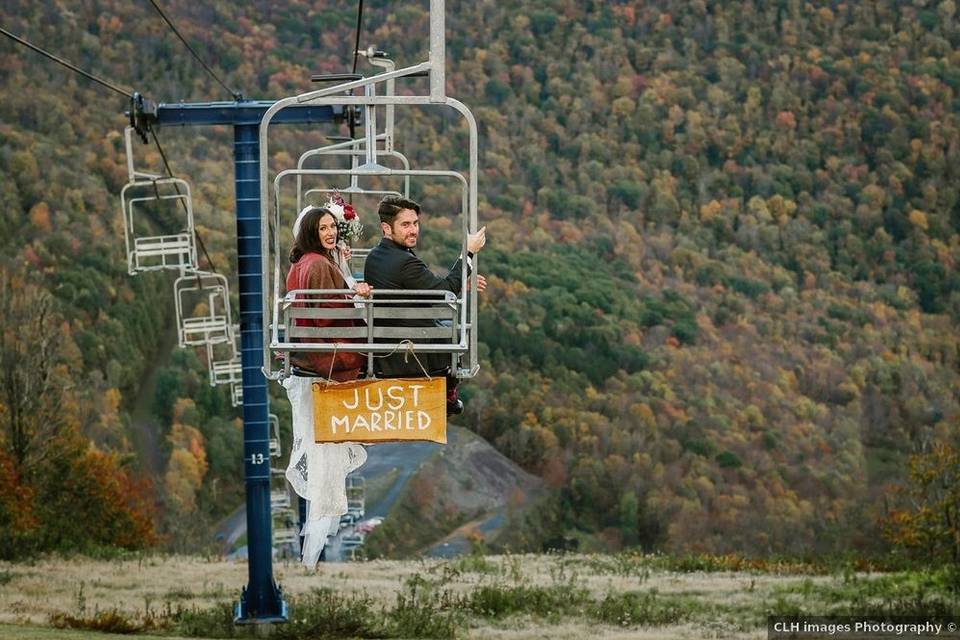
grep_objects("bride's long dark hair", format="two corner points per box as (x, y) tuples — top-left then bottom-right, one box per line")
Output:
(290, 207), (338, 263)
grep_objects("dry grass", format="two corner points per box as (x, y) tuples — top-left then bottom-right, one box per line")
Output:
(0, 624), (199, 640)
(0, 553), (931, 639)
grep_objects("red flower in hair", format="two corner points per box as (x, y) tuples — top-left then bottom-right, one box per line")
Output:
(325, 190), (364, 243)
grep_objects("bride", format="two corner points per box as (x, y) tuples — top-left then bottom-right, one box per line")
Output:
(283, 196), (369, 566)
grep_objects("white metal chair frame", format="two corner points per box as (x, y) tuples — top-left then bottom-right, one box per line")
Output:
(175, 271), (233, 348)
(270, 488), (291, 512)
(259, 0), (479, 382)
(297, 149), (410, 212)
(209, 351), (242, 386)
(293, 50), (412, 212)
(208, 323), (242, 386)
(268, 413), (281, 458)
(230, 381), (243, 407)
(273, 528), (298, 546)
(121, 127), (198, 275)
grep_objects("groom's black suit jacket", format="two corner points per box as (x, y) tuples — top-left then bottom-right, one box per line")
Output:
(363, 237), (468, 376)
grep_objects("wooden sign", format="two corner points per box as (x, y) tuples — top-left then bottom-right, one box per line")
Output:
(312, 378), (447, 444)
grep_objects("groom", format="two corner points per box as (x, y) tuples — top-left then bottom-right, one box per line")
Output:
(363, 195), (486, 415)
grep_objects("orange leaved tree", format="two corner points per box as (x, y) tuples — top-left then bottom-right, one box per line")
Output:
(883, 440), (960, 566)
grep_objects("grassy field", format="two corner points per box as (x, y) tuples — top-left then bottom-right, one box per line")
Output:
(0, 553), (956, 639)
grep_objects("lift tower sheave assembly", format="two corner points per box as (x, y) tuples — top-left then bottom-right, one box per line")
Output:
(139, 100), (346, 622)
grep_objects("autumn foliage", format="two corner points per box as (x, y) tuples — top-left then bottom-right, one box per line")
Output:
(883, 440), (960, 565)
(0, 0), (959, 558)
(0, 265), (157, 558)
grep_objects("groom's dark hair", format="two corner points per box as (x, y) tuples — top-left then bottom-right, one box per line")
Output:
(377, 195), (421, 226)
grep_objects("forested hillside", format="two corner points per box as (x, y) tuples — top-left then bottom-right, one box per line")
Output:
(1, 0), (958, 559)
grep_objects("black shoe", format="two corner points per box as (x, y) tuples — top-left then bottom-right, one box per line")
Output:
(446, 399), (464, 416)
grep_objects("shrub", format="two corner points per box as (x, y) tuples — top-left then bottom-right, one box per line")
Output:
(590, 591), (689, 627)
(465, 583), (590, 619)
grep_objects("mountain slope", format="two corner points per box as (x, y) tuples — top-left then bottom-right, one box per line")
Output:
(364, 425), (543, 558)
(0, 0), (957, 557)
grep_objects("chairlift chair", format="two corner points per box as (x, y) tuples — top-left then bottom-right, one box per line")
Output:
(346, 505), (364, 521)
(230, 381), (243, 407)
(175, 271), (233, 348)
(208, 323), (242, 386)
(209, 349), (242, 385)
(273, 528), (298, 546)
(270, 489), (292, 512)
(294, 49), (412, 214)
(259, 23), (481, 382)
(298, 156), (410, 214)
(268, 413), (281, 458)
(120, 127), (198, 275)
(296, 142), (408, 213)
(341, 533), (364, 548)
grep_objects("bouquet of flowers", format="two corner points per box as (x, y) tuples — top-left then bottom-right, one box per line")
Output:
(325, 191), (363, 245)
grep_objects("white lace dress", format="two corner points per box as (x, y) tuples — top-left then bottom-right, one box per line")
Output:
(282, 374), (367, 566)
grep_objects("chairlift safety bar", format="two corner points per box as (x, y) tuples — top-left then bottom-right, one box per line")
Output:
(274, 288), (467, 379)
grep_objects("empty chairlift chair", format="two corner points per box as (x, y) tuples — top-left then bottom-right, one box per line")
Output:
(268, 413), (282, 458)
(345, 475), (365, 522)
(120, 127), (198, 275)
(210, 354), (243, 386)
(270, 488), (291, 513)
(273, 527), (298, 547)
(230, 382), (243, 408)
(175, 271), (233, 348)
(294, 49), (414, 215)
(208, 324), (242, 386)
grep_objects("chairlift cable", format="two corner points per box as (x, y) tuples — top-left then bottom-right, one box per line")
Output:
(145, 0), (243, 101)
(0, 26), (134, 98)
(149, 127), (221, 275)
(350, 0), (365, 74)
(347, 0), (365, 142)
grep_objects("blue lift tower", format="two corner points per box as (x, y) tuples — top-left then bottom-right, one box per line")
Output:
(124, 1), (472, 624)
(130, 95), (348, 622)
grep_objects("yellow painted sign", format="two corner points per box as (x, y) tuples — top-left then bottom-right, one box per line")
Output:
(313, 378), (447, 444)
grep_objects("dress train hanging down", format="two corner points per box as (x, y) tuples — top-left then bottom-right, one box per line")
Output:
(282, 375), (366, 566)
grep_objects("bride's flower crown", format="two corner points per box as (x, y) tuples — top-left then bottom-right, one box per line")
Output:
(326, 191), (363, 245)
